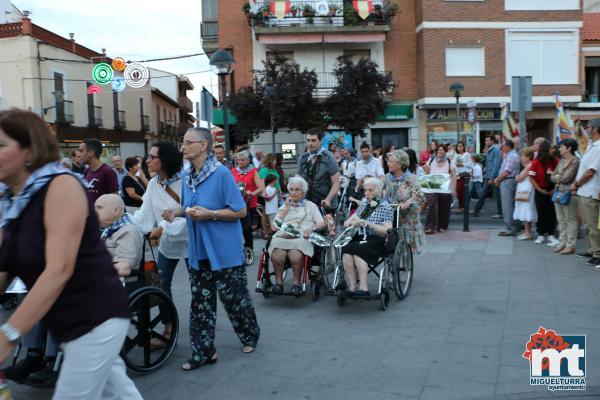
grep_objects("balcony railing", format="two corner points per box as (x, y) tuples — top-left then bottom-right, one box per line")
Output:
(55, 100), (74, 124)
(141, 115), (150, 132)
(248, 0), (392, 29)
(115, 110), (126, 129)
(201, 21), (218, 40)
(159, 121), (166, 134)
(178, 96), (193, 112)
(254, 71), (394, 94)
(88, 105), (102, 127)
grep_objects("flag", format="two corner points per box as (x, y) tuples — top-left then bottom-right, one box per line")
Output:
(500, 102), (519, 143)
(554, 93), (575, 142)
(270, 1), (291, 19)
(353, 0), (373, 19)
(575, 122), (589, 155)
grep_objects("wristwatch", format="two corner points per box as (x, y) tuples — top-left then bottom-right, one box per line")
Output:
(212, 210), (218, 221)
(0, 323), (21, 343)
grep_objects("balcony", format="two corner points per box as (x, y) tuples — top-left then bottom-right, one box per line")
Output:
(55, 100), (74, 124)
(141, 115), (150, 132)
(88, 105), (102, 128)
(178, 96), (193, 113)
(249, 0), (392, 43)
(254, 70), (394, 97)
(115, 110), (126, 130)
(158, 121), (166, 135)
(201, 21), (219, 54)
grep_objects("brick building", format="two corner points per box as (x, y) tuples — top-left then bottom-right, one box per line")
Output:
(202, 0), (583, 153)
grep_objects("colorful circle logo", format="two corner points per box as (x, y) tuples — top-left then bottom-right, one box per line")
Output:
(124, 63), (149, 89)
(92, 63), (113, 85)
(111, 76), (126, 92)
(112, 57), (126, 72)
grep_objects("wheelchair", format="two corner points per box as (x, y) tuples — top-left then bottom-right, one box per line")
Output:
(255, 219), (336, 301)
(119, 236), (179, 373)
(328, 203), (414, 311)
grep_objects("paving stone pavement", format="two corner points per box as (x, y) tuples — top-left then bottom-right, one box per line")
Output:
(6, 205), (600, 400)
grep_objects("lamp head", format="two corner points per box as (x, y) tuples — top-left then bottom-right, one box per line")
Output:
(449, 82), (464, 99)
(209, 49), (235, 76)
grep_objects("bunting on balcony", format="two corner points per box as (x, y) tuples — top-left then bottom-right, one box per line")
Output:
(353, 0), (373, 20)
(270, 0), (291, 19)
(554, 93), (575, 142)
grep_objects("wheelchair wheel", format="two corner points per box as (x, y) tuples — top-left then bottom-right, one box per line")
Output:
(320, 245), (337, 291)
(121, 286), (179, 373)
(380, 264), (390, 311)
(391, 241), (413, 300)
(244, 247), (255, 267)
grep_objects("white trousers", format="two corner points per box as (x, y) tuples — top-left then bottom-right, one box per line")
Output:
(53, 318), (143, 400)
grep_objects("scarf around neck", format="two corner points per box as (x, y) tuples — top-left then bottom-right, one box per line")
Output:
(156, 172), (182, 188)
(290, 199), (306, 208)
(307, 147), (326, 163)
(186, 154), (219, 192)
(236, 165), (253, 175)
(1, 162), (88, 228)
(387, 170), (411, 183)
(101, 213), (133, 240)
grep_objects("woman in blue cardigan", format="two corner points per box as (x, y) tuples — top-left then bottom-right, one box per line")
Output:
(163, 128), (260, 371)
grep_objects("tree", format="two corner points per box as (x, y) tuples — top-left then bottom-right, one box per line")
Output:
(323, 55), (393, 137)
(229, 54), (323, 142)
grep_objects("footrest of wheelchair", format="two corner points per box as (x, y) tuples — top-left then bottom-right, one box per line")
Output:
(256, 287), (306, 297)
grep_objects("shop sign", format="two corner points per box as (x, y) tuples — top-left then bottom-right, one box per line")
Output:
(427, 108), (500, 122)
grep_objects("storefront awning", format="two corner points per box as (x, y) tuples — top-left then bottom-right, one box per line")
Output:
(375, 103), (413, 121)
(212, 108), (238, 126)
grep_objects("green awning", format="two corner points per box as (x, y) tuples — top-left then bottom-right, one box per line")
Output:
(376, 103), (414, 121)
(212, 108), (237, 126)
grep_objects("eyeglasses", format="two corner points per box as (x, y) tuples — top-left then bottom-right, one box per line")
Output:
(181, 140), (205, 147)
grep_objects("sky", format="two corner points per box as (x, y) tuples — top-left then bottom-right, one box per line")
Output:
(12, 0), (218, 108)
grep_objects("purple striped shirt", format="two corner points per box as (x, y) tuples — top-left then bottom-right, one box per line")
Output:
(500, 150), (520, 178)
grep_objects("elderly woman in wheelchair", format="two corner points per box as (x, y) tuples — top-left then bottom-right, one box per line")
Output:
(339, 177), (394, 298)
(268, 176), (328, 296)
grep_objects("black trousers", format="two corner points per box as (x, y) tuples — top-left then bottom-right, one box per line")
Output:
(534, 191), (557, 236)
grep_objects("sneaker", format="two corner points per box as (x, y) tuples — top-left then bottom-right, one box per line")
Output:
(586, 257), (600, 266)
(2, 355), (45, 384)
(491, 214), (503, 219)
(517, 234), (532, 241)
(25, 363), (58, 388)
(576, 251), (592, 258)
(534, 235), (546, 244)
(546, 235), (561, 247)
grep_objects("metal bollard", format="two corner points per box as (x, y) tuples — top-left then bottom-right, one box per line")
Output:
(463, 174), (470, 232)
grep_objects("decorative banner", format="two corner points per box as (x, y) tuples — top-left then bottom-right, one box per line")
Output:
(111, 76), (126, 92)
(418, 174), (452, 194)
(315, 0), (329, 15)
(124, 63), (149, 89)
(92, 63), (113, 85)
(500, 102), (519, 142)
(352, 0), (373, 19)
(270, 0), (290, 19)
(87, 84), (102, 95)
(112, 57), (126, 72)
(554, 93), (575, 142)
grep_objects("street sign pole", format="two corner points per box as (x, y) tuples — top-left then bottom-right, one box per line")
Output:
(511, 76), (532, 149)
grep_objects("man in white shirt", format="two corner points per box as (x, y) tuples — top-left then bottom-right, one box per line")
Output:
(253, 150), (264, 170)
(339, 149), (356, 178)
(355, 142), (384, 186)
(571, 119), (600, 267)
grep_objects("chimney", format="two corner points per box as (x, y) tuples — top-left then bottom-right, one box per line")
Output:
(21, 12), (32, 35)
(69, 32), (76, 53)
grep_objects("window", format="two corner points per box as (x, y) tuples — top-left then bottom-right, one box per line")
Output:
(343, 49), (371, 63)
(445, 47), (485, 77)
(506, 31), (578, 85)
(505, 0), (578, 10)
(585, 57), (600, 102)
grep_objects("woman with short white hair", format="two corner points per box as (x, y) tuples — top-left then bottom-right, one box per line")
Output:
(341, 177), (394, 298)
(268, 175), (326, 295)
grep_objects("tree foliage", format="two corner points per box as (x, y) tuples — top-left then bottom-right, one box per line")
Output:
(229, 54), (323, 141)
(323, 55), (393, 137)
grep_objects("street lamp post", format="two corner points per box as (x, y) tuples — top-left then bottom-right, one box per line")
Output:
(449, 82), (469, 232)
(209, 49), (235, 156)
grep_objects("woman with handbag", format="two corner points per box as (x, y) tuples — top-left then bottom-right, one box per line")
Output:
(550, 139), (580, 255)
(528, 140), (559, 245)
(131, 142), (188, 349)
(454, 141), (472, 214)
(514, 147), (537, 240)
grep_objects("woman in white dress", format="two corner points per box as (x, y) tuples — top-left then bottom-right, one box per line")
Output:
(513, 147), (537, 240)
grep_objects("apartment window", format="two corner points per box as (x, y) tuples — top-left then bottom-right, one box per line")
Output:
(505, 0), (578, 10)
(506, 31), (578, 85)
(53, 72), (64, 95)
(343, 49), (371, 63)
(445, 47), (485, 77)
